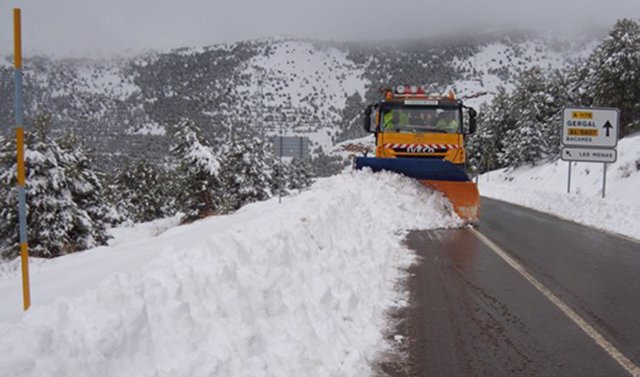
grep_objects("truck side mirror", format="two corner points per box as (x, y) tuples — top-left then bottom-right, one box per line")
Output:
(468, 108), (477, 134)
(363, 106), (372, 133)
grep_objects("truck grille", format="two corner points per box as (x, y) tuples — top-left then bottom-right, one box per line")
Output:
(383, 143), (458, 154)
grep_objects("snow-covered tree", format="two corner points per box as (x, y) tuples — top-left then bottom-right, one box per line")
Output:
(170, 118), (220, 223)
(218, 131), (272, 212)
(0, 122), (110, 259)
(57, 133), (114, 245)
(490, 67), (568, 167)
(107, 159), (177, 223)
(287, 158), (314, 190)
(498, 68), (547, 166)
(585, 19), (640, 136)
(270, 160), (291, 197)
(468, 65), (573, 169)
(467, 87), (517, 172)
(310, 150), (343, 177)
(335, 91), (366, 142)
(543, 69), (573, 153)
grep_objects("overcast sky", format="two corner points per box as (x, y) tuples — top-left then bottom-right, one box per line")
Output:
(1, 0), (639, 57)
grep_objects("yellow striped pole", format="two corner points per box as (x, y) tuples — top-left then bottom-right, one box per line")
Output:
(14, 8), (31, 311)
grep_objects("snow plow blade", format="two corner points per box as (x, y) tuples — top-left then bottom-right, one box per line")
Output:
(355, 157), (479, 222)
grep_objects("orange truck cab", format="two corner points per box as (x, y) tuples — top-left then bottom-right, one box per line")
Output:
(356, 85), (480, 222)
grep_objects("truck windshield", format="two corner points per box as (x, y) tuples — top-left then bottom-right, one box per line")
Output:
(381, 107), (461, 134)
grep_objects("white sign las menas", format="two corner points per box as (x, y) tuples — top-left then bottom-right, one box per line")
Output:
(561, 147), (617, 163)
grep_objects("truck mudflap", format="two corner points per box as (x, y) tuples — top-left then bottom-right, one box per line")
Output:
(355, 157), (479, 222)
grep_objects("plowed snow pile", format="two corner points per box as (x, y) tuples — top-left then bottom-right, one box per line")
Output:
(0, 171), (460, 377)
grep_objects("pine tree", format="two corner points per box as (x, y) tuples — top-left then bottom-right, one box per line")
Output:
(500, 119), (545, 167)
(310, 150), (343, 177)
(0, 135), (18, 258)
(0, 120), (110, 259)
(107, 159), (176, 223)
(497, 67), (565, 167)
(335, 91), (366, 142)
(58, 132), (116, 241)
(218, 131), (272, 212)
(468, 87), (517, 171)
(585, 19), (640, 136)
(465, 20), (640, 171)
(270, 159), (291, 197)
(170, 118), (220, 223)
(287, 158), (314, 190)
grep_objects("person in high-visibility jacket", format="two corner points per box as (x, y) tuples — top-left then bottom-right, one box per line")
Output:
(382, 110), (409, 131)
(436, 112), (460, 133)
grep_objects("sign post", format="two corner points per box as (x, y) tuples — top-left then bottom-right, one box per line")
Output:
(567, 162), (571, 193)
(602, 163), (607, 198)
(14, 8), (31, 311)
(561, 107), (619, 199)
(278, 129), (283, 204)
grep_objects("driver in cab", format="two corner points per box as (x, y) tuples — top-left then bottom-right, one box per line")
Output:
(436, 112), (460, 133)
(383, 109), (408, 131)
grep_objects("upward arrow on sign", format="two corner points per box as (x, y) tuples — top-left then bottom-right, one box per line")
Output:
(603, 121), (613, 137)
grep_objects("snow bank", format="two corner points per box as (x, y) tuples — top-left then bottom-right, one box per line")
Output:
(107, 215), (182, 247)
(479, 134), (640, 241)
(0, 171), (460, 377)
(0, 216), (181, 282)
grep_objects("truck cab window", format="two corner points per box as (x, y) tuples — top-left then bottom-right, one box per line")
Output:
(382, 108), (460, 133)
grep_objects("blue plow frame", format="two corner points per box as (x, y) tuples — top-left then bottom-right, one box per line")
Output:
(355, 157), (470, 182)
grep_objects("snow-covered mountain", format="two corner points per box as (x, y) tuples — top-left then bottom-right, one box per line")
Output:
(0, 32), (601, 172)
(451, 36), (598, 108)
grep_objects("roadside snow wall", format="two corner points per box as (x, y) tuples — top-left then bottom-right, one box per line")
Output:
(0, 170), (460, 377)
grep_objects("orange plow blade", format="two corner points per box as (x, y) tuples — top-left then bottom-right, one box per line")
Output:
(354, 157), (480, 223)
(421, 180), (480, 223)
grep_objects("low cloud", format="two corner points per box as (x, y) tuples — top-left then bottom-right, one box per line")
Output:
(1, 0), (638, 56)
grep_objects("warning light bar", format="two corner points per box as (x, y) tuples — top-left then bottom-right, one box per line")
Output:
(395, 85), (426, 95)
(392, 85), (457, 99)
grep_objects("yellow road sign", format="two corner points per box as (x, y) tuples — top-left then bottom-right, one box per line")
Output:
(562, 107), (619, 148)
(571, 111), (593, 120)
(568, 128), (598, 137)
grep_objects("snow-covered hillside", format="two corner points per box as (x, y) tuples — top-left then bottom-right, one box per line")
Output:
(479, 134), (640, 241)
(0, 171), (460, 376)
(453, 37), (598, 108)
(0, 32), (602, 169)
(237, 39), (369, 150)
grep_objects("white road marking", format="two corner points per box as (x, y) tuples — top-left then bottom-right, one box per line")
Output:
(470, 228), (640, 377)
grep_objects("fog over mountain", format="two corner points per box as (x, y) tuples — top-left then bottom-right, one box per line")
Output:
(0, 30), (600, 175)
(0, 0), (638, 56)
(0, 1), (636, 176)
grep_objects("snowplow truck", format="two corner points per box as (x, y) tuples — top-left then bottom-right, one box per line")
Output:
(356, 86), (480, 222)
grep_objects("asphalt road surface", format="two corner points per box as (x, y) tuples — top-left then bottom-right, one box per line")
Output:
(381, 197), (640, 377)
